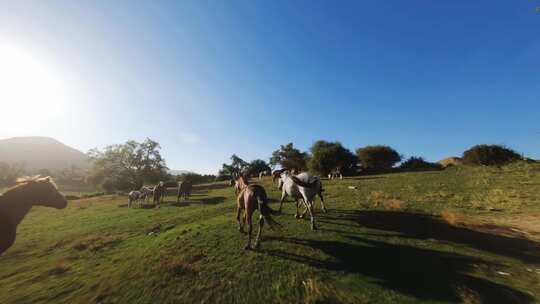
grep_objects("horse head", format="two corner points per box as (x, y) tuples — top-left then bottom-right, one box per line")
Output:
(15, 176), (67, 209)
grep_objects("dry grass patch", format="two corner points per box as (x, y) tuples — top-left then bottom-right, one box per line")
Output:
(440, 210), (463, 226)
(368, 191), (407, 210)
(159, 253), (205, 276)
(47, 258), (71, 275)
(72, 234), (122, 252)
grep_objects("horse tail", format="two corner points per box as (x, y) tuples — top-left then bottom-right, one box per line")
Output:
(256, 192), (281, 230)
(290, 176), (318, 188)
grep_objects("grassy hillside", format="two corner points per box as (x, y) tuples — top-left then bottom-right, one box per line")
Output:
(0, 136), (89, 171)
(1, 163), (539, 303)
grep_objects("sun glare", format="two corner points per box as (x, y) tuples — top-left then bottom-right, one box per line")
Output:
(0, 45), (67, 131)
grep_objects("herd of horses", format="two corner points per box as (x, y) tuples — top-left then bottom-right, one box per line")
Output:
(0, 169), (329, 255)
(127, 180), (193, 208)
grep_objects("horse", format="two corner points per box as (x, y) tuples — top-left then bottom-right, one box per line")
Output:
(234, 175), (280, 250)
(128, 190), (143, 208)
(153, 181), (165, 207)
(140, 186), (154, 203)
(271, 169), (286, 184)
(177, 180), (192, 202)
(0, 176), (67, 255)
(278, 171), (326, 230)
(258, 170), (270, 180)
(328, 167), (343, 180)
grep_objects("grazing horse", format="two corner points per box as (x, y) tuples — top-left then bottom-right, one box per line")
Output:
(177, 180), (193, 202)
(234, 176), (280, 249)
(258, 170), (270, 180)
(153, 181), (165, 207)
(0, 176), (67, 255)
(128, 190), (143, 208)
(278, 171), (326, 230)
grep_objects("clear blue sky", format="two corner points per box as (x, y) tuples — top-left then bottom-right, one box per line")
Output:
(1, 1), (539, 174)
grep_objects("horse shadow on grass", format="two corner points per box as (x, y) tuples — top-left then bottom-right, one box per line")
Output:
(265, 235), (533, 303)
(167, 196), (227, 206)
(318, 210), (540, 265)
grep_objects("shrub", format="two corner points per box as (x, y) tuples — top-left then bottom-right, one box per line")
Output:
(399, 157), (443, 172)
(356, 145), (401, 170)
(462, 145), (521, 166)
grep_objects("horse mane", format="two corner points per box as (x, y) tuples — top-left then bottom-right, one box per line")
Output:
(3, 176), (58, 193)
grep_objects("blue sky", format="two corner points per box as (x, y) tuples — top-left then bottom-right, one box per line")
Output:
(1, 1), (539, 173)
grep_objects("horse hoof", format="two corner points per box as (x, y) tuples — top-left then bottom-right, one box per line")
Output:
(294, 214), (299, 219)
(323, 209), (328, 213)
(243, 245), (251, 250)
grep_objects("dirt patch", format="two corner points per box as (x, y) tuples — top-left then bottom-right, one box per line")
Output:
(158, 253), (205, 276)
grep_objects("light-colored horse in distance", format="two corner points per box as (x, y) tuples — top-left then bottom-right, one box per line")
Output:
(177, 180), (192, 202)
(278, 171), (326, 230)
(234, 175), (280, 250)
(328, 167), (343, 180)
(0, 176), (67, 255)
(140, 186), (154, 203)
(153, 181), (165, 207)
(258, 170), (270, 180)
(128, 190), (143, 208)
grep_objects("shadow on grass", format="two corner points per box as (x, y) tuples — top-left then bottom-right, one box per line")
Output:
(319, 210), (540, 265)
(194, 183), (231, 192)
(266, 236), (533, 303)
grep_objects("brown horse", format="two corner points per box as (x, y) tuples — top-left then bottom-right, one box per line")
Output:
(0, 176), (67, 255)
(153, 181), (165, 207)
(234, 175), (280, 250)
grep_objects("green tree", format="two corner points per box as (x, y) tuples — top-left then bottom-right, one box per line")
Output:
(87, 138), (168, 191)
(308, 140), (356, 176)
(247, 159), (271, 176)
(356, 145), (401, 170)
(269, 143), (308, 172)
(218, 154), (248, 177)
(462, 144), (521, 166)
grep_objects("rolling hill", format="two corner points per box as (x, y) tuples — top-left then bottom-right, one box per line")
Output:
(0, 136), (89, 171)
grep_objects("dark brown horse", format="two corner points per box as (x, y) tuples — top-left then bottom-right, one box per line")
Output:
(0, 176), (67, 255)
(153, 181), (165, 207)
(234, 176), (280, 250)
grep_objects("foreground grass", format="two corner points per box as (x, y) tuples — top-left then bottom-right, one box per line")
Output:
(1, 163), (539, 303)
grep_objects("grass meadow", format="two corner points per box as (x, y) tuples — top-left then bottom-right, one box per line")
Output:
(1, 162), (539, 303)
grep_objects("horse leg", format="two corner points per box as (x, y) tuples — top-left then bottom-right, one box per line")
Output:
(318, 191), (327, 213)
(294, 199), (300, 219)
(306, 201), (316, 230)
(278, 192), (288, 213)
(236, 206), (244, 233)
(254, 214), (264, 249)
(244, 210), (253, 250)
(299, 198), (308, 218)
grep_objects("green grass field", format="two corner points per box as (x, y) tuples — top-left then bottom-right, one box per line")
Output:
(1, 163), (540, 303)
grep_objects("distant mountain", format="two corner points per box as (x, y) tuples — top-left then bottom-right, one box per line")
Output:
(168, 169), (194, 176)
(0, 136), (90, 171)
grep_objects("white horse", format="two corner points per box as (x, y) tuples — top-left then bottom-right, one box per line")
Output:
(128, 190), (143, 208)
(328, 167), (343, 180)
(278, 171), (326, 230)
(140, 186), (154, 202)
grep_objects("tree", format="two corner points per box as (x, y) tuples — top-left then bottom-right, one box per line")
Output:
(462, 144), (521, 166)
(399, 156), (442, 172)
(218, 154), (249, 177)
(246, 159), (271, 176)
(269, 143), (308, 171)
(308, 140), (356, 176)
(87, 138), (168, 191)
(356, 145), (401, 170)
